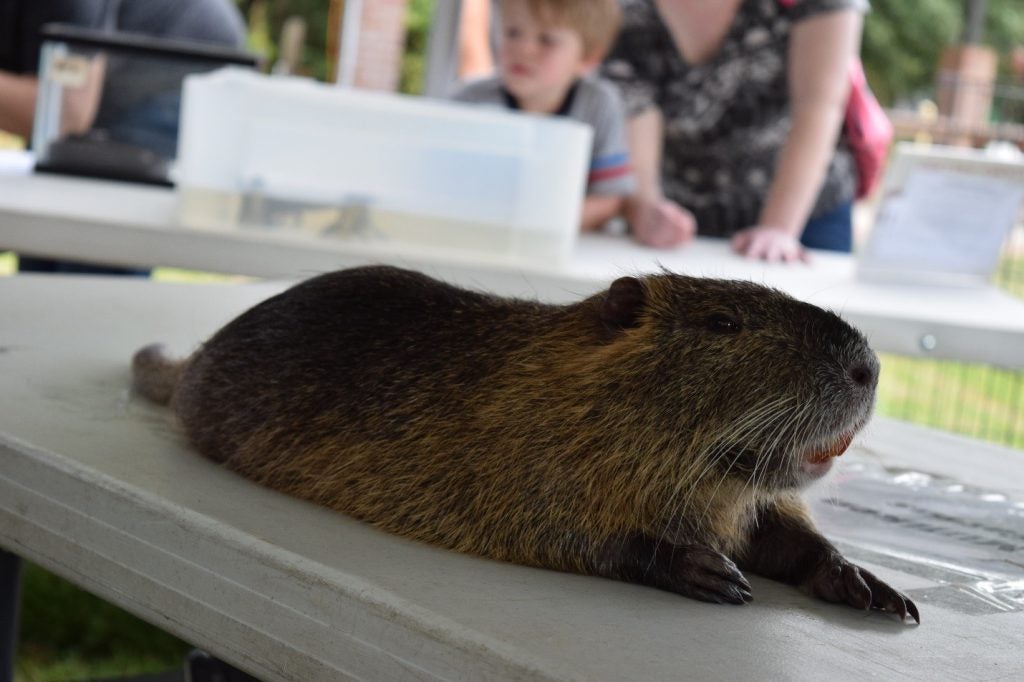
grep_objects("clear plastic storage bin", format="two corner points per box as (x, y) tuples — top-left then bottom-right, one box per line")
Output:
(175, 68), (593, 264)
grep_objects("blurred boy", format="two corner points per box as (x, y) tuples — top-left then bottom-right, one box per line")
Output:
(452, 0), (634, 233)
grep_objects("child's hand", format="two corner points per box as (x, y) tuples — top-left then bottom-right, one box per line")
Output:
(626, 196), (696, 249)
(730, 225), (809, 263)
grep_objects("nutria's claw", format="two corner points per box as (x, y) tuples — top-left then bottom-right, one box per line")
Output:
(673, 545), (753, 605)
(860, 567), (920, 624)
(803, 555), (920, 624)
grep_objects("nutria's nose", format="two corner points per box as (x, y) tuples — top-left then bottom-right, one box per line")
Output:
(847, 360), (876, 388)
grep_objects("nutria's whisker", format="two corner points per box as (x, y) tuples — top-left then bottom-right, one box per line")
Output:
(740, 397), (805, 506)
(695, 399), (796, 525)
(736, 397), (805, 506)
(655, 394), (795, 556)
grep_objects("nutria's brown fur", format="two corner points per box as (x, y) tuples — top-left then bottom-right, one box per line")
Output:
(133, 265), (918, 622)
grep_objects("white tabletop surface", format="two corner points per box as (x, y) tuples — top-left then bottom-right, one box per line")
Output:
(1, 274), (1023, 681)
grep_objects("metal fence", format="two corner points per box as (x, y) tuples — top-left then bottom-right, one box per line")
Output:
(992, 80), (1024, 127)
(889, 74), (1024, 150)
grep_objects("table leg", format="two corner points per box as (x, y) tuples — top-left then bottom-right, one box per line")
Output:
(186, 650), (260, 682)
(0, 550), (22, 682)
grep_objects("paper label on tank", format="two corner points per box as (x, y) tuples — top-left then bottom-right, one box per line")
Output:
(47, 55), (91, 88)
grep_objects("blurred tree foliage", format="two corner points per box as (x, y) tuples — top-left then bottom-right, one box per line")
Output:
(860, 0), (961, 106)
(402, 0), (436, 94)
(237, 0), (332, 79)
(861, 0), (1024, 106)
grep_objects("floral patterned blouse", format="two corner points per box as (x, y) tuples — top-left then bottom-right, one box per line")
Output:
(603, 0), (869, 237)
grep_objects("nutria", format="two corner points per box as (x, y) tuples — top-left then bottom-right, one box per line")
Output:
(133, 265), (918, 622)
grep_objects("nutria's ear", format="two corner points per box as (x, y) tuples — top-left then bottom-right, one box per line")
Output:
(600, 277), (646, 332)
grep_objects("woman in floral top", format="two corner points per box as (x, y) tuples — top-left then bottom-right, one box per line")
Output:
(603, 0), (868, 259)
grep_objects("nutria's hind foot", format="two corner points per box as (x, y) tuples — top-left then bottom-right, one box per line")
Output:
(131, 343), (185, 405)
(599, 535), (753, 605)
(802, 554), (920, 624)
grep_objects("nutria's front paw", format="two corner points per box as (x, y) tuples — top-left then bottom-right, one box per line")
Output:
(671, 545), (753, 605)
(803, 554), (920, 623)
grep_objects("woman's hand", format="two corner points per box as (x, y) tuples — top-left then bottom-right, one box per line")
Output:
(621, 107), (695, 248)
(730, 225), (808, 263)
(626, 195), (697, 248)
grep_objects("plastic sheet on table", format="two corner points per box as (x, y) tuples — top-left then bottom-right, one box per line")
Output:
(810, 457), (1024, 615)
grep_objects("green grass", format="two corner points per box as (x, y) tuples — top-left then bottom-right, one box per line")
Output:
(877, 353), (1024, 449)
(151, 267), (246, 284)
(15, 563), (190, 682)
(997, 248), (1024, 298)
(16, 651), (184, 682)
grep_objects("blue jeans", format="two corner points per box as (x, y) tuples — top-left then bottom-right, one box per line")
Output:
(103, 90), (182, 160)
(800, 201), (853, 253)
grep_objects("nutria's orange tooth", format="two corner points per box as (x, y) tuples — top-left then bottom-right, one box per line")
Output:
(807, 433), (854, 463)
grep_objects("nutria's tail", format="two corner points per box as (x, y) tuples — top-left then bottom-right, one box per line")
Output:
(132, 343), (186, 405)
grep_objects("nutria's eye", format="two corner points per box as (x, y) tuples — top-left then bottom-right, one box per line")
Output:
(705, 313), (742, 334)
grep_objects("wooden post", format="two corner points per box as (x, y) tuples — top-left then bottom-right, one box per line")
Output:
(328, 0), (409, 91)
(935, 44), (998, 146)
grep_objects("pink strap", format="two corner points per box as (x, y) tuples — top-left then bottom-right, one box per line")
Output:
(848, 57), (866, 86)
